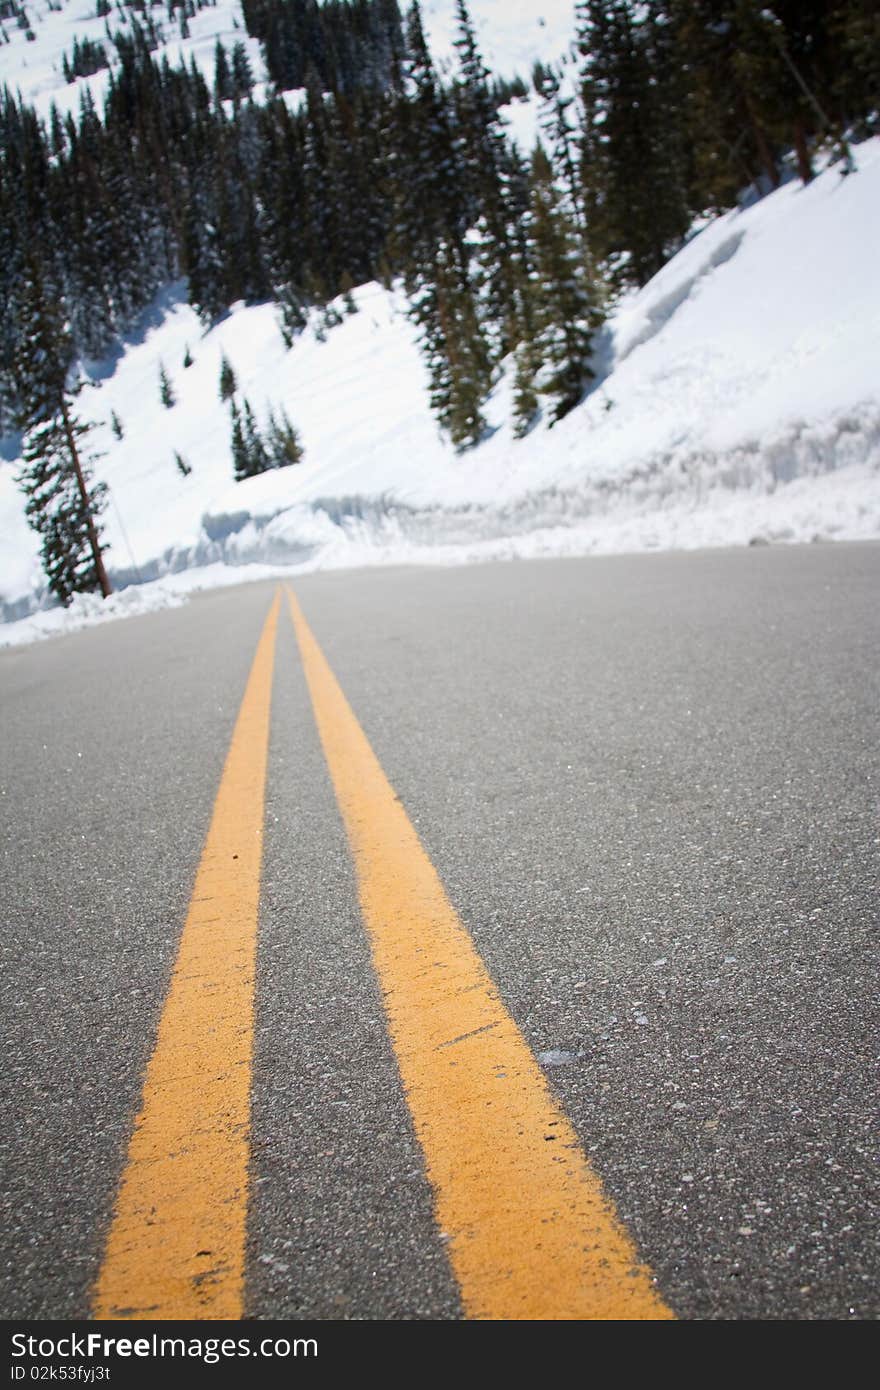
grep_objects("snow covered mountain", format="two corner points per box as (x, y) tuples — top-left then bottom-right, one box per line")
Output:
(0, 0), (574, 116)
(1, 2), (878, 645)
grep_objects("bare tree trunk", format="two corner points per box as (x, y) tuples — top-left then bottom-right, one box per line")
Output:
(793, 117), (814, 184)
(60, 396), (112, 599)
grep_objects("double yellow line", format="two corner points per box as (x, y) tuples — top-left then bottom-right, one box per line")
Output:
(93, 587), (672, 1322)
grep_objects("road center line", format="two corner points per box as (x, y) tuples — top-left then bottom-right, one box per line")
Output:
(286, 587), (673, 1321)
(92, 589), (281, 1321)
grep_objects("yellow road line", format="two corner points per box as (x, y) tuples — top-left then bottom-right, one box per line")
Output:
(286, 587), (673, 1321)
(93, 589), (281, 1321)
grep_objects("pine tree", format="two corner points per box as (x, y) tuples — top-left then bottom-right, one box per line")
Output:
(665, 1), (838, 204)
(230, 42), (254, 104)
(230, 399), (249, 480)
(174, 450), (192, 476)
(511, 338), (541, 437)
(578, 0), (690, 288)
(266, 405), (304, 467)
(110, 409), (124, 439)
(184, 174), (231, 325)
(386, 1), (461, 283)
(242, 397), (269, 474)
(527, 144), (598, 422)
(13, 268), (111, 605)
(410, 239), (492, 451)
(159, 361), (175, 407)
(832, 0), (880, 133)
(255, 96), (311, 345)
(214, 39), (232, 105)
(451, 0), (520, 354)
(231, 397), (277, 479)
(183, 344), (193, 368)
(219, 353), (237, 401)
(537, 65), (586, 236)
(275, 283), (308, 347)
(18, 405), (111, 606)
(666, 0), (763, 209)
(337, 274), (356, 314)
(451, 0), (499, 198)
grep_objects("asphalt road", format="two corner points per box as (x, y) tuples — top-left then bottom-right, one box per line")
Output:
(1, 543), (877, 1321)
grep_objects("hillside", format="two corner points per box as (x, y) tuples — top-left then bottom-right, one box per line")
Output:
(0, 0), (573, 117)
(1, 2), (878, 644)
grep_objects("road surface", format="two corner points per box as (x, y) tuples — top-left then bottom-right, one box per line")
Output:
(1, 543), (877, 1320)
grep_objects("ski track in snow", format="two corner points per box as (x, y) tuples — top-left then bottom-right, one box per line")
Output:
(1, 5), (879, 646)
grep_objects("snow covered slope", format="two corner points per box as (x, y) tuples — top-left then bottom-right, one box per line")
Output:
(0, 0), (574, 118)
(2, 133), (879, 643)
(1, 3), (878, 645)
(423, 0), (575, 76)
(0, 0), (267, 121)
(0, 0), (566, 164)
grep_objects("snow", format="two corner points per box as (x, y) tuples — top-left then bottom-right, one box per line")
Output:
(498, 88), (546, 159)
(0, 562), (287, 649)
(0, 0), (573, 120)
(422, 0), (575, 79)
(1, 4), (879, 647)
(0, 0), (268, 122)
(0, 0), (561, 168)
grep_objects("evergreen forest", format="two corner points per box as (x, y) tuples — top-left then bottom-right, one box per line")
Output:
(2, 0), (877, 601)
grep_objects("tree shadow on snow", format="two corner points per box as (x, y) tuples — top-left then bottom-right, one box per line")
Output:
(79, 280), (194, 384)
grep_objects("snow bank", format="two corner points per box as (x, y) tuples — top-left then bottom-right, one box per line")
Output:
(0, 562), (290, 650)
